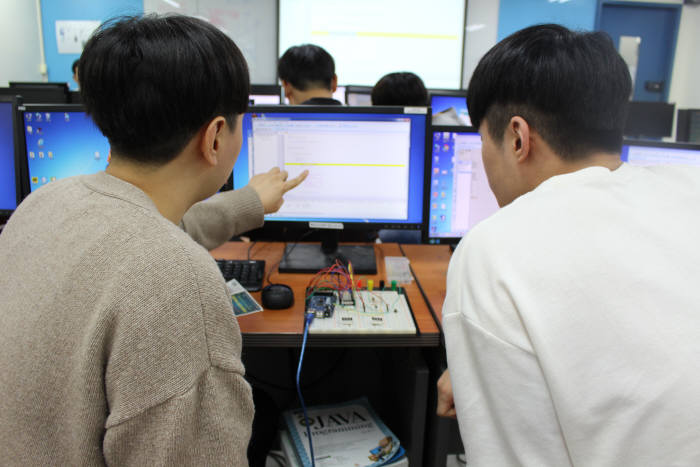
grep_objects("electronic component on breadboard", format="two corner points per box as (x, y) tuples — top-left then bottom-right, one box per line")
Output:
(306, 291), (337, 318)
(338, 289), (355, 306)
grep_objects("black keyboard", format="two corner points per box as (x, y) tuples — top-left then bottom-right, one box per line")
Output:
(215, 259), (265, 292)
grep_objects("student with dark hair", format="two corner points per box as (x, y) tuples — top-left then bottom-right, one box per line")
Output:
(371, 71), (427, 106)
(0, 15), (305, 465)
(436, 24), (700, 465)
(278, 44), (342, 105)
(71, 58), (80, 87)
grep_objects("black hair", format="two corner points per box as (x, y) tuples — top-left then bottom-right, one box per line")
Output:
(79, 14), (249, 165)
(371, 72), (428, 106)
(278, 44), (335, 91)
(71, 59), (79, 75)
(467, 24), (631, 159)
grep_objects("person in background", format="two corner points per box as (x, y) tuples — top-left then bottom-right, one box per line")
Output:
(0, 14), (305, 465)
(437, 24), (700, 466)
(370, 71), (428, 106)
(278, 44), (342, 105)
(72, 58), (80, 88)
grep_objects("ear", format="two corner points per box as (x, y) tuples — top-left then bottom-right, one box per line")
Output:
(200, 116), (228, 167)
(508, 116), (532, 164)
(281, 80), (294, 103)
(331, 74), (338, 93)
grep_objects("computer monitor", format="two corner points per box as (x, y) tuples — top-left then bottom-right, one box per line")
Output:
(623, 101), (674, 139)
(0, 85), (69, 105)
(345, 86), (373, 106)
(676, 109), (700, 144)
(621, 139), (700, 167)
(233, 105), (430, 273)
(250, 84), (282, 105)
(430, 89), (470, 126)
(425, 126), (499, 245)
(0, 95), (20, 221)
(17, 104), (110, 198)
(333, 85), (346, 104)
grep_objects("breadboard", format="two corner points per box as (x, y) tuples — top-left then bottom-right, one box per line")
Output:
(309, 290), (417, 334)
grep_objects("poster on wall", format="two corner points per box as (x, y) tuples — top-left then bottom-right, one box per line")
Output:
(55, 20), (101, 54)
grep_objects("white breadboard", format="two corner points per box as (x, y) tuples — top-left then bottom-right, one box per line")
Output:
(309, 290), (417, 334)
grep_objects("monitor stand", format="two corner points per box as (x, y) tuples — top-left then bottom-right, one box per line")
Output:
(279, 230), (377, 274)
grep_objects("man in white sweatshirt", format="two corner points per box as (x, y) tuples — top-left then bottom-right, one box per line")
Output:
(437, 24), (700, 466)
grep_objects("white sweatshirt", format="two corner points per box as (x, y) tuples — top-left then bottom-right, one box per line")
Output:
(443, 164), (700, 466)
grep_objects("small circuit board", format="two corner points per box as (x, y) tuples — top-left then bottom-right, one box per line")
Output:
(306, 290), (337, 318)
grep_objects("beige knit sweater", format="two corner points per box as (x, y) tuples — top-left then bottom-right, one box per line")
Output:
(0, 172), (264, 466)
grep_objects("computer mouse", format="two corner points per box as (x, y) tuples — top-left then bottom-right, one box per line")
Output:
(261, 284), (294, 310)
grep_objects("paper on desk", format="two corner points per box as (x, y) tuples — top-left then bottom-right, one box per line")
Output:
(226, 278), (263, 317)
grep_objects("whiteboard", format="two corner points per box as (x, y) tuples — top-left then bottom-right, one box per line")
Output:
(279, 0), (466, 89)
(143, 0), (277, 84)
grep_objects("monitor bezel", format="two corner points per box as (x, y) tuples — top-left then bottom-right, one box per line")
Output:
(0, 95), (22, 220)
(16, 103), (86, 200)
(622, 138), (700, 151)
(238, 104), (432, 231)
(423, 124), (482, 245)
(428, 88), (468, 100)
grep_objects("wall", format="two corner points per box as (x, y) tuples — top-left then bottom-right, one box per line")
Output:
(40, 0), (143, 89)
(0, 0), (44, 86)
(668, 4), (700, 110)
(497, 0), (597, 41)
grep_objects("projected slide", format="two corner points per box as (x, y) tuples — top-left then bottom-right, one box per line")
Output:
(279, 0), (465, 89)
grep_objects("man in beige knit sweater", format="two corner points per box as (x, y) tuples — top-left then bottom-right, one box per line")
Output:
(0, 15), (306, 466)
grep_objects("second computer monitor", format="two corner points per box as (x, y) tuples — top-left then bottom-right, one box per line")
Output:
(233, 105), (429, 272)
(250, 84), (282, 105)
(0, 96), (19, 220)
(430, 90), (470, 126)
(425, 126), (499, 245)
(17, 104), (110, 198)
(621, 139), (700, 167)
(345, 85), (373, 106)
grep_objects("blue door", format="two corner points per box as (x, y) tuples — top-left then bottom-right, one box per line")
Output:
(597, 1), (681, 102)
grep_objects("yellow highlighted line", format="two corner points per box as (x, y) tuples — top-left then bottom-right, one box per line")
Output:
(286, 162), (405, 167)
(311, 30), (458, 40)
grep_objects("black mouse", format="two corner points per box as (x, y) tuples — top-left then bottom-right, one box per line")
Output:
(261, 284), (294, 309)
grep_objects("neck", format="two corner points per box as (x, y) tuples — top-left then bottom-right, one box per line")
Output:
(105, 155), (202, 224)
(290, 87), (333, 104)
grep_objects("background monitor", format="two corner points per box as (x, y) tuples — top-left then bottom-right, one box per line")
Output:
(621, 139), (700, 167)
(0, 96), (19, 220)
(0, 85), (69, 105)
(676, 109), (700, 144)
(425, 126), (499, 245)
(250, 84), (282, 105)
(430, 89), (470, 126)
(17, 104), (110, 198)
(233, 105), (430, 273)
(333, 85), (346, 104)
(623, 101), (674, 139)
(346, 85), (372, 106)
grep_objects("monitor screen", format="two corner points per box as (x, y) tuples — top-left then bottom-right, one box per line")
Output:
(234, 106), (427, 226)
(431, 94), (470, 126)
(0, 100), (17, 213)
(20, 105), (110, 195)
(426, 127), (499, 244)
(346, 92), (372, 107)
(621, 140), (700, 167)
